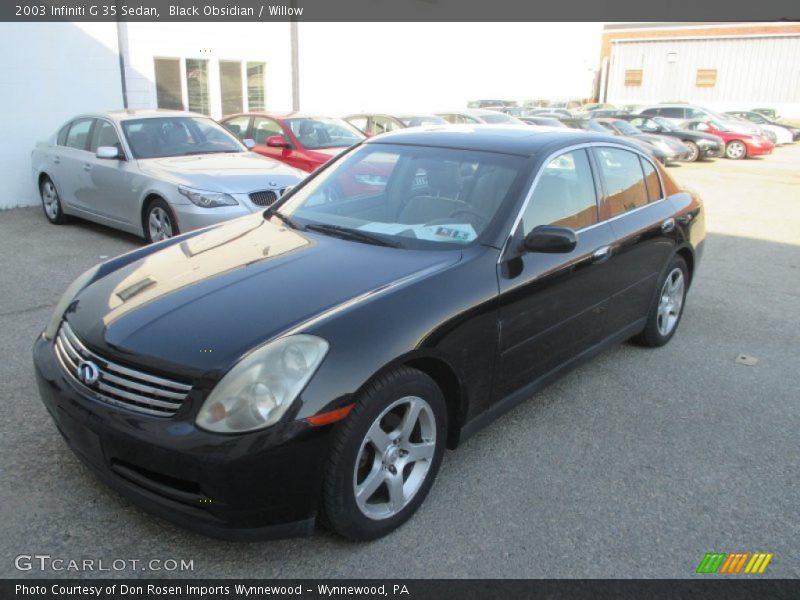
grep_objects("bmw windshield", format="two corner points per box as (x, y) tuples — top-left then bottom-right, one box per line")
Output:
(121, 116), (244, 159)
(273, 143), (526, 249)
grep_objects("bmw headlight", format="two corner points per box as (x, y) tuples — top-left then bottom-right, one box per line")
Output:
(196, 335), (329, 433)
(178, 186), (238, 208)
(44, 265), (100, 340)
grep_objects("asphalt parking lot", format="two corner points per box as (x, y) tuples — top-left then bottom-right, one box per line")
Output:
(1, 146), (798, 579)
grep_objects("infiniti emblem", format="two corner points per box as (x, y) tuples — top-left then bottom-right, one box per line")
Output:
(76, 360), (100, 386)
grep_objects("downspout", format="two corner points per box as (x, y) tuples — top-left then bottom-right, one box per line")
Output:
(116, 19), (129, 109)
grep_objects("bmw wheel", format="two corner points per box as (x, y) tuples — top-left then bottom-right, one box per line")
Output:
(40, 177), (68, 224)
(725, 140), (747, 160)
(322, 367), (447, 540)
(144, 198), (179, 243)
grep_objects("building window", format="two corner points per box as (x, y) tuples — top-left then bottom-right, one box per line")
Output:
(247, 62), (266, 111)
(220, 60), (243, 116)
(185, 58), (210, 115)
(624, 69), (643, 87)
(154, 58), (183, 110)
(696, 69), (717, 87)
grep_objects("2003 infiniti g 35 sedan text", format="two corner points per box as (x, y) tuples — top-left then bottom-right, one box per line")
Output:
(31, 110), (304, 242)
(33, 126), (705, 541)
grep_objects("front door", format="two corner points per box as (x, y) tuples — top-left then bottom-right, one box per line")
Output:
(494, 148), (617, 401)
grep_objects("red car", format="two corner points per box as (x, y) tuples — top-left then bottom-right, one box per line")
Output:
(221, 113), (365, 172)
(683, 119), (774, 160)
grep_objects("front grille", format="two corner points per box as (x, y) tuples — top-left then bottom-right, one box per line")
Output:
(54, 322), (191, 417)
(249, 189), (281, 207)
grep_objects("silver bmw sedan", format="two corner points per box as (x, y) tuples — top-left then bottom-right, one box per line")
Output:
(31, 110), (306, 242)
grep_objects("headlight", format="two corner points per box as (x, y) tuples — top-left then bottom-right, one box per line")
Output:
(178, 186), (238, 208)
(654, 141), (670, 152)
(43, 265), (100, 340)
(196, 335), (329, 433)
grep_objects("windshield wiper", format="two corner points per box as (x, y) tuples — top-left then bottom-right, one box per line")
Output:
(265, 207), (303, 230)
(304, 223), (400, 248)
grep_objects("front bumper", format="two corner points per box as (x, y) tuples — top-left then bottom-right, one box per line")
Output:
(33, 334), (330, 540)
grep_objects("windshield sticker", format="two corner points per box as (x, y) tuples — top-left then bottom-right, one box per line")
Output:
(357, 222), (477, 243)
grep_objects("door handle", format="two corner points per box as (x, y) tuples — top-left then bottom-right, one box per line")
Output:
(83, 164), (92, 171)
(661, 217), (676, 234)
(592, 245), (612, 264)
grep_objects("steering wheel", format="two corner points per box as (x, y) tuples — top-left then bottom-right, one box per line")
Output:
(447, 208), (489, 229)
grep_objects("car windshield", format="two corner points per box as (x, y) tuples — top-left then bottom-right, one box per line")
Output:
(275, 143), (526, 250)
(652, 117), (677, 131)
(400, 115), (447, 127)
(121, 116), (244, 159)
(284, 118), (365, 149)
(480, 112), (518, 124)
(613, 121), (640, 135)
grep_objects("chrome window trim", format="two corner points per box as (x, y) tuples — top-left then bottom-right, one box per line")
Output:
(498, 141), (666, 263)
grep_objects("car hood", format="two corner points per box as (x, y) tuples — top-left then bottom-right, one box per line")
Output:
(65, 214), (460, 380)
(138, 152), (305, 193)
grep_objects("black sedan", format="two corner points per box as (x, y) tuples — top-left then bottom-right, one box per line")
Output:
(33, 126), (705, 541)
(616, 114), (726, 162)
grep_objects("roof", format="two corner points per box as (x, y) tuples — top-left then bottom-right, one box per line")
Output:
(102, 109), (199, 120)
(365, 125), (622, 156)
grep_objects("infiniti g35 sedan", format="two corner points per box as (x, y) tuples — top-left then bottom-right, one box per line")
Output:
(31, 110), (305, 242)
(33, 126), (705, 541)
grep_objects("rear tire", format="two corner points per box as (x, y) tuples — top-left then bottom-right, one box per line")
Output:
(144, 198), (179, 243)
(39, 177), (68, 224)
(634, 256), (688, 348)
(683, 141), (700, 162)
(321, 367), (447, 541)
(725, 140), (747, 160)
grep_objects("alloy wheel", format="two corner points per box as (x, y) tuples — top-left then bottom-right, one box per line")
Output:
(41, 181), (59, 220)
(353, 395), (436, 520)
(685, 142), (699, 162)
(148, 207), (174, 241)
(726, 141), (746, 160)
(657, 268), (685, 336)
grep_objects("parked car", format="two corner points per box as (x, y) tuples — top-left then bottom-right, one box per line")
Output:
(638, 104), (764, 137)
(752, 108), (779, 120)
(344, 114), (447, 137)
(615, 114), (725, 162)
(681, 119), (775, 159)
(519, 116), (568, 128)
(725, 111), (796, 144)
(437, 109), (525, 125)
(593, 118), (691, 163)
(34, 125), (704, 541)
(467, 99), (517, 109)
(31, 110), (305, 243)
(222, 113), (365, 172)
(528, 108), (572, 119)
(586, 109), (629, 119)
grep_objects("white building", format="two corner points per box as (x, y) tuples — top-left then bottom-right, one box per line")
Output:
(599, 22), (800, 117)
(0, 22), (603, 210)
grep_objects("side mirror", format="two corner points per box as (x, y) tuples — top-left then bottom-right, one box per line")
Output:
(523, 225), (577, 253)
(96, 146), (120, 159)
(266, 135), (289, 148)
(243, 138), (256, 150)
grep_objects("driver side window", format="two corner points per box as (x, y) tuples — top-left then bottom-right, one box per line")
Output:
(522, 149), (598, 234)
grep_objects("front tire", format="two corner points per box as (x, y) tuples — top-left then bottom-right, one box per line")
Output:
(321, 367), (447, 541)
(725, 140), (747, 160)
(683, 141), (700, 162)
(39, 177), (68, 224)
(144, 198), (179, 243)
(635, 256), (688, 347)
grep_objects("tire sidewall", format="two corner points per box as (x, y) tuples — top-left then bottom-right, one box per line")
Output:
(324, 368), (447, 540)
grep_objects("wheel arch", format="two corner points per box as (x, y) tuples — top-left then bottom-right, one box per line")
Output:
(675, 245), (695, 286)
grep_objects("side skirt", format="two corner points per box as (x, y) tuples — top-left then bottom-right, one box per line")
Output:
(458, 318), (646, 444)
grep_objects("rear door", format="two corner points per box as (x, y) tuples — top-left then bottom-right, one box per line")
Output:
(591, 145), (678, 333)
(494, 147), (617, 401)
(58, 118), (96, 211)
